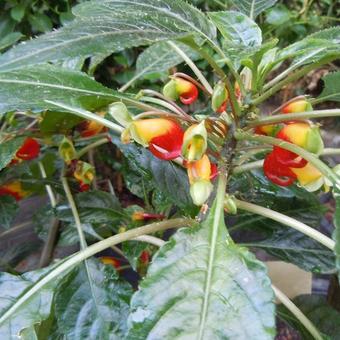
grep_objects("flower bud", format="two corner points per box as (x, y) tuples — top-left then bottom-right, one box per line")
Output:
(73, 161), (95, 185)
(162, 79), (178, 101)
(212, 82), (228, 113)
(224, 195), (237, 215)
(16, 138), (40, 161)
(59, 137), (76, 164)
(182, 121), (207, 162)
(108, 102), (133, 127)
(305, 126), (324, 155)
(101, 256), (121, 269)
(190, 179), (213, 206)
(282, 99), (312, 114)
(0, 181), (28, 201)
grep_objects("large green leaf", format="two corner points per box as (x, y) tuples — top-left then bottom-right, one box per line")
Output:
(54, 258), (132, 339)
(229, 0), (278, 19)
(0, 264), (66, 338)
(209, 11), (262, 47)
(0, 65), (135, 115)
(334, 188), (340, 281)
(209, 11), (262, 66)
(0, 0), (215, 72)
(0, 137), (25, 170)
(277, 294), (340, 339)
(230, 171), (334, 273)
(136, 41), (199, 78)
(0, 195), (19, 229)
(127, 195), (275, 338)
(112, 138), (195, 213)
(317, 72), (340, 103)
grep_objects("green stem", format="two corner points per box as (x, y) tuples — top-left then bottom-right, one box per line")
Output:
(77, 138), (109, 158)
(272, 285), (323, 340)
(167, 41), (213, 94)
(234, 131), (340, 189)
(61, 177), (87, 249)
(246, 109), (340, 128)
(133, 235), (166, 247)
(251, 59), (334, 106)
(45, 100), (124, 134)
(139, 96), (185, 116)
(235, 198), (335, 250)
(0, 218), (194, 327)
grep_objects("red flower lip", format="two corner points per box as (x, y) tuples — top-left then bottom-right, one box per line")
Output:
(16, 138), (40, 161)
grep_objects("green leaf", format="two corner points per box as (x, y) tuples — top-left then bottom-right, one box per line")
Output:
(10, 5), (26, 22)
(229, 0), (278, 19)
(0, 136), (25, 170)
(136, 41), (199, 78)
(265, 5), (290, 26)
(230, 171), (334, 273)
(0, 264), (67, 338)
(0, 65), (132, 115)
(278, 294), (340, 339)
(317, 72), (340, 103)
(39, 111), (83, 135)
(0, 195), (19, 229)
(209, 11), (262, 67)
(0, 32), (23, 52)
(0, 0), (215, 72)
(334, 188), (340, 281)
(54, 258), (132, 339)
(112, 138), (195, 212)
(57, 190), (125, 225)
(127, 195), (275, 338)
(209, 11), (262, 47)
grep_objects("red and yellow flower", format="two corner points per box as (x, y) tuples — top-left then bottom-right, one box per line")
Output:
(181, 121), (207, 162)
(132, 211), (165, 221)
(0, 181), (28, 201)
(101, 256), (121, 269)
(78, 111), (107, 137)
(163, 77), (198, 105)
(212, 82), (229, 113)
(122, 118), (184, 160)
(10, 138), (40, 165)
(282, 98), (312, 114)
(187, 154), (217, 205)
(73, 160), (95, 192)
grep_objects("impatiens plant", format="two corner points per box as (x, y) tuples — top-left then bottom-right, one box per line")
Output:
(0, 0), (340, 338)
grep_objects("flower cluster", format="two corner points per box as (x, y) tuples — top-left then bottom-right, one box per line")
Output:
(110, 76), (223, 206)
(258, 99), (328, 191)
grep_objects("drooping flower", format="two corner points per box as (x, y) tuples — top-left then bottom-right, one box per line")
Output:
(101, 256), (121, 269)
(273, 122), (323, 168)
(163, 77), (198, 105)
(78, 111), (107, 137)
(0, 181), (28, 201)
(73, 160), (95, 192)
(15, 138), (40, 161)
(212, 82), (229, 113)
(132, 211), (165, 221)
(187, 154), (217, 205)
(181, 121), (207, 162)
(282, 99), (312, 114)
(121, 118), (184, 160)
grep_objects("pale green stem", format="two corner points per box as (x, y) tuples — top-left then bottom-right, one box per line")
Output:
(45, 100), (124, 134)
(61, 177), (87, 249)
(77, 138), (109, 158)
(133, 235), (166, 247)
(0, 218), (194, 326)
(234, 131), (340, 190)
(38, 162), (57, 208)
(118, 73), (142, 92)
(247, 109), (340, 128)
(235, 198), (335, 250)
(139, 96), (185, 116)
(198, 172), (227, 340)
(234, 148), (340, 174)
(167, 41), (213, 94)
(272, 285), (323, 340)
